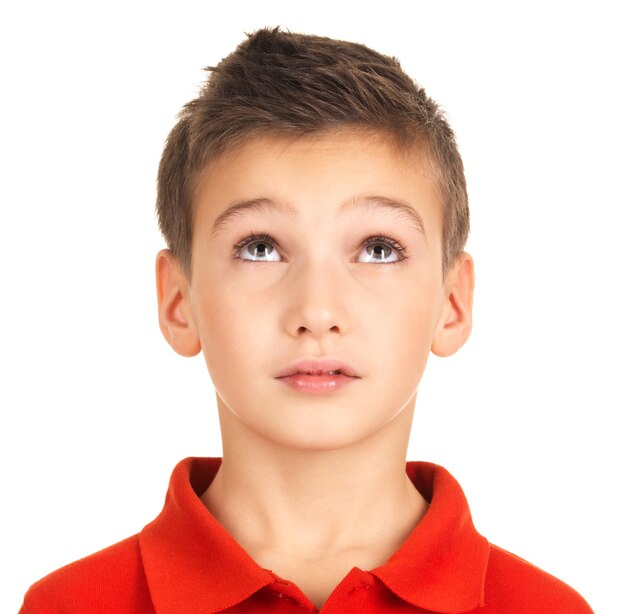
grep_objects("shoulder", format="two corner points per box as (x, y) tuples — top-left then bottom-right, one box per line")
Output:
(484, 544), (593, 613)
(20, 534), (153, 614)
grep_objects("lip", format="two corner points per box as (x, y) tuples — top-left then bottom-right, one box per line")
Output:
(274, 357), (362, 379)
(277, 372), (358, 394)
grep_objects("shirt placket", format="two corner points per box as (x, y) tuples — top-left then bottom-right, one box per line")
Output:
(319, 567), (376, 614)
(261, 568), (377, 614)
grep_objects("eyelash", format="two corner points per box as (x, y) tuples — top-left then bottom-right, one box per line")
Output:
(231, 231), (408, 264)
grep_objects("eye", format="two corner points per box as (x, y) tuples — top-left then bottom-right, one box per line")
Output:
(233, 233), (282, 262)
(232, 232), (408, 264)
(360, 235), (407, 264)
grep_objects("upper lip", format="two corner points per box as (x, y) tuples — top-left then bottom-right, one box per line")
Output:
(275, 358), (361, 378)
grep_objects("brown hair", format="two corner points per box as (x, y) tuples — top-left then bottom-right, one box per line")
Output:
(156, 27), (469, 278)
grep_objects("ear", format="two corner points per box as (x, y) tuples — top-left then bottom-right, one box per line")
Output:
(155, 249), (201, 357)
(431, 252), (475, 357)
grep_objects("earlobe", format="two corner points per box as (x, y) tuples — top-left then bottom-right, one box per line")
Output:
(155, 249), (201, 357)
(431, 252), (475, 357)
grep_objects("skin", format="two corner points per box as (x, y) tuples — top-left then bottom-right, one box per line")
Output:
(155, 129), (474, 609)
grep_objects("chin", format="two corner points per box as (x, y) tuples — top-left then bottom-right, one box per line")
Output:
(259, 419), (382, 453)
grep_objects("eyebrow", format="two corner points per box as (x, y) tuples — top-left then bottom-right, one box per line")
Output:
(209, 195), (426, 239)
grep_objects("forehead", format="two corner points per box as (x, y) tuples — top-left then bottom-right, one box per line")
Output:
(192, 129), (442, 240)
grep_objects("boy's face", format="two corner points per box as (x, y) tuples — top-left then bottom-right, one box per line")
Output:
(157, 129), (473, 451)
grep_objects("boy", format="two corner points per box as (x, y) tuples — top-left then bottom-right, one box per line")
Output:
(20, 27), (593, 613)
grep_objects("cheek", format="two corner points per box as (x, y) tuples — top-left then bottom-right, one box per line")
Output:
(388, 279), (442, 367)
(193, 287), (275, 381)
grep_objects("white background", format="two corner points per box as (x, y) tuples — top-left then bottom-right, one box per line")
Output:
(1, 2), (624, 612)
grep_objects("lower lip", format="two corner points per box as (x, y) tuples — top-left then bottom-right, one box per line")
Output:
(276, 373), (358, 394)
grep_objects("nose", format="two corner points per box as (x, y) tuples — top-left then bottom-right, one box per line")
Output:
(282, 258), (351, 340)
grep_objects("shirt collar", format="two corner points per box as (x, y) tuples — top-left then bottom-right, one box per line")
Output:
(139, 458), (275, 613)
(139, 457), (489, 613)
(372, 461), (489, 612)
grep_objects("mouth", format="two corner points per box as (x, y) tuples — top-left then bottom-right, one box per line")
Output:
(274, 358), (361, 379)
(276, 370), (358, 394)
(297, 369), (342, 376)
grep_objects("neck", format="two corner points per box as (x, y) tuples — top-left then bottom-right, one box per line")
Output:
(201, 396), (428, 561)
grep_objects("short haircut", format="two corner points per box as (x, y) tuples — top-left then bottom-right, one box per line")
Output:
(156, 27), (469, 278)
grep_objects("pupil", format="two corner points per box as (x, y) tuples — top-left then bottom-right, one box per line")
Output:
(249, 242), (271, 258)
(370, 244), (389, 260)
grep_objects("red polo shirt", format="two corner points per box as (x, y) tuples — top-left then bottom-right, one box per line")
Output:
(20, 457), (593, 613)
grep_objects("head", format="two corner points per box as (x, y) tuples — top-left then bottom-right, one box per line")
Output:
(155, 28), (474, 452)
